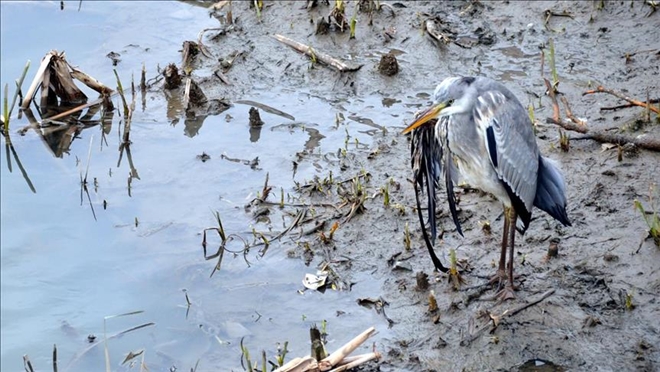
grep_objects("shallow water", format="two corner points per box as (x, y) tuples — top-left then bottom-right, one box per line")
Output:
(0, 2), (394, 371)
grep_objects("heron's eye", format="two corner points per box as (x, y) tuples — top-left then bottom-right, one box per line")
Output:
(447, 99), (455, 106)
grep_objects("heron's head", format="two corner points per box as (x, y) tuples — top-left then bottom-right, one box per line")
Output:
(402, 76), (475, 134)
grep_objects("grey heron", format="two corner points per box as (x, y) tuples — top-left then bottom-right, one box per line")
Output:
(404, 76), (571, 300)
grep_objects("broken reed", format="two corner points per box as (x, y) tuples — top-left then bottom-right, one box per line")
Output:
(1, 60), (31, 134)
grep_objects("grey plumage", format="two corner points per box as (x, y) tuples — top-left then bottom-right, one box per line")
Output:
(404, 75), (571, 299)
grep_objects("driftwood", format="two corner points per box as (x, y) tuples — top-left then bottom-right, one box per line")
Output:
(543, 79), (660, 151)
(274, 327), (380, 372)
(70, 68), (113, 95)
(272, 34), (363, 72)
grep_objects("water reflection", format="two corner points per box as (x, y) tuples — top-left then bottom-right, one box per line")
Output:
(270, 122), (326, 152)
(2, 133), (36, 193)
(166, 90), (231, 137)
(20, 102), (114, 158)
(249, 124), (263, 142)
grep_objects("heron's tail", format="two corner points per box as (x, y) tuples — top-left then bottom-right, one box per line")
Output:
(533, 156), (571, 226)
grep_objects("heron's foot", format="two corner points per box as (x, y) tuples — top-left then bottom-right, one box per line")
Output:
(494, 285), (516, 302)
(488, 269), (507, 291)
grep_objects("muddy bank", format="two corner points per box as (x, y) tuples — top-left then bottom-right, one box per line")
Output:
(175, 1), (660, 370)
(3, 0), (658, 371)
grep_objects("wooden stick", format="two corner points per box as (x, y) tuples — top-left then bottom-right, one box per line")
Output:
(21, 52), (54, 109)
(272, 34), (363, 72)
(318, 327), (375, 371)
(328, 352), (381, 372)
(546, 117), (660, 151)
(601, 99), (660, 112)
(70, 68), (114, 95)
(461, 289), (556, 346)
(583, 86), (660, 114)
(543, 78), (561, 122)
(273, 356), (317, 372)
(506, 289), (555, 317)
(42, 96), (109, 124)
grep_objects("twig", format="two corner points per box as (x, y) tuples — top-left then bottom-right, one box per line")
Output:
(546, 117), (660, 151)
(70, 68), (114, 95)
(601, 99), (660, 112)
(461, 289), (556, 346)
(271, 34), (363, 72)
(583, 86), (660, 114)
(506, 289), (555, 317)
(543, 78), (561, 122)
(560, 96), (586, 125)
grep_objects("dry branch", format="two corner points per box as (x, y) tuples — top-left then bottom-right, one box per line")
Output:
(583, 86), (660, 114)
(545, 117), (660, 151)
(70, 68), (113, 95)
(544, 79), (659, 151)
(543, 78), (560, 122)
(601, 99), (660, 112)
(272, 34), (363, 72)
(461, 289), (556, 346)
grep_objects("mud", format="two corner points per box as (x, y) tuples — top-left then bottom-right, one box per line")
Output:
(1, 0), (656, 371)
(178, 1), (660, 370)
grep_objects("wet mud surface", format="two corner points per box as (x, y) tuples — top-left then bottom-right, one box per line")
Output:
(3, 1), (659, 371)
(181, 1), (660, 371)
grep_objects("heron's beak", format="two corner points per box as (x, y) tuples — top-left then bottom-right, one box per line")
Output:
(401, 102), (447, 134)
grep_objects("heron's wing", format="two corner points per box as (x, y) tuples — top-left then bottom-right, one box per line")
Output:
(473, 90), (539, 229)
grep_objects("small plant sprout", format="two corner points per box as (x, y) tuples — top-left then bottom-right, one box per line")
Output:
(403, 222), (411, 250)
(448, 248), (465, 290)
(625, 291), (635, 311)
(349, 3), (358, 39)
(559, 129), (569, 152)
(428, 290), (438, 312)
(321, 319), (328, 336)
(253, 0), (263, 19)
(329, 222), (339, 240)
(382, 182), (390, 207)
(276, 341), (289, 367)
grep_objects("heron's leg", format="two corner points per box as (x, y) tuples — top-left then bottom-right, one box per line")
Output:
(495, 207), (518, 301)
(489, 206), (510, 290)
(506, 208), (518, 288)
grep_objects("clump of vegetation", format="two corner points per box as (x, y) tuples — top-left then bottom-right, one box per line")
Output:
(634, 183), (660, 247)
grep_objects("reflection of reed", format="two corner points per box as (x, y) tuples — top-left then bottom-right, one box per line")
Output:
(3, 133), (36, 193)
(21, 104), (114, 158)
(115, 70), (141, 196)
